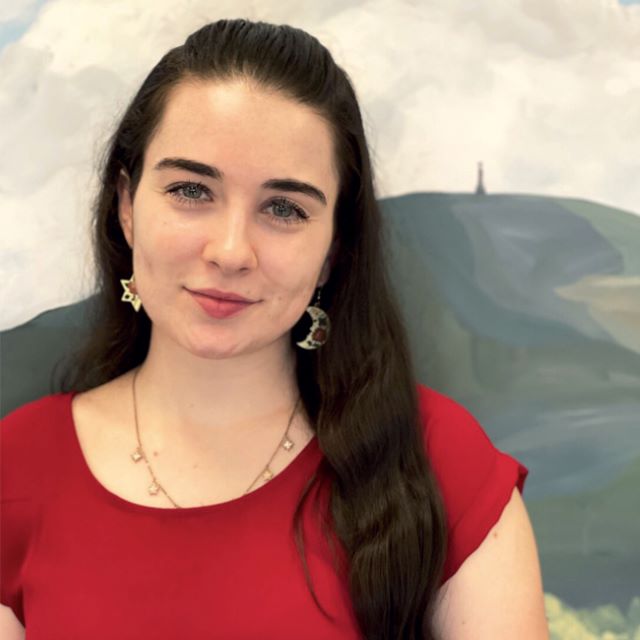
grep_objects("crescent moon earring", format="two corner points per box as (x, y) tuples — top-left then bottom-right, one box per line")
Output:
(296, 287), (330, 350)
(121, 273), (142, 312)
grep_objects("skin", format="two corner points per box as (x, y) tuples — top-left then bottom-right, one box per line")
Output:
(432, 487), (550, 638)
(114, 78), (340, 455)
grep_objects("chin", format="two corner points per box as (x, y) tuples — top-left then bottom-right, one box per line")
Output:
(178, 323), (292, 361)
(186, 341), (247, 361)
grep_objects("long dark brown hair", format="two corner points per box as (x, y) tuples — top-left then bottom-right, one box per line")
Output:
(56, 19), (447, 639)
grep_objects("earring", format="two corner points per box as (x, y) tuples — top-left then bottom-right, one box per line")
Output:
(296, 287), (330, 350)
(121, 273), (142, 312)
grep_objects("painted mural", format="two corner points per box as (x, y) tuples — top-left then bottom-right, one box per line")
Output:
(1, 1), (639, 637)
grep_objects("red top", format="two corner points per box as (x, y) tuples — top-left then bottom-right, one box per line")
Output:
(1, 384), (528, 638)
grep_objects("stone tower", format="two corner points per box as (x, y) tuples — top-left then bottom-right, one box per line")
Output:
(475, 161), (486, 195)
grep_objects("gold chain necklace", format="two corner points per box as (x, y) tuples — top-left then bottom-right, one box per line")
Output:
(129, 367), (300, 508)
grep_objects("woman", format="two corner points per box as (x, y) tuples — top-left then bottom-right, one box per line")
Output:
(0, 18), (548, 639)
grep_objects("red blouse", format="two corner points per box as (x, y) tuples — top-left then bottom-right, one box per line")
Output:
(1, 384), (528, 638)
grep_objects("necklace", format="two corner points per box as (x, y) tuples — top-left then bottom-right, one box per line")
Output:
(129, 367), (300, 508)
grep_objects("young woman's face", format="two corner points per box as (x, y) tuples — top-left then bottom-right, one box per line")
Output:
(117, 79), (339, 359)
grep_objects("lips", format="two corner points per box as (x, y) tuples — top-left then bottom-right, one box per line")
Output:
(186, 288), (257, 319)
(187, 288), (256, 303)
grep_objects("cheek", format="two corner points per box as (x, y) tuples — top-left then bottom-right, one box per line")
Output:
(261, 247), (325, 314)
(135, 218), (198, 274)
(263, 289), (315, 334)
(130, 221), (200, 313)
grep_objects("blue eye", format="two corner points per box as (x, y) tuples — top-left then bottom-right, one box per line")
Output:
(266, 197), (309, 225)
(165, 182), (310, 225)
(166, 181), (211, 206)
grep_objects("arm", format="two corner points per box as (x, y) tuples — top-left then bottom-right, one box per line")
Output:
(431, 487), (549, 639)
(0, 604), (25, 640)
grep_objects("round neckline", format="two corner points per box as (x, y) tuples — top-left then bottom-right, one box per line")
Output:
(65, 390), (321, 516)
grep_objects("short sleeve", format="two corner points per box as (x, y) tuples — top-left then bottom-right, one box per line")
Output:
(416, 384), (529, 585)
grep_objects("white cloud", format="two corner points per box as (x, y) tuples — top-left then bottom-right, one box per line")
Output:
(0, 0), (39, 24)
(1, 0), (639, 328)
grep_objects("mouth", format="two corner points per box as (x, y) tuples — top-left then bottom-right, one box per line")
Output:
(186, 287), (258, 319)
(185, 287), (257, 303)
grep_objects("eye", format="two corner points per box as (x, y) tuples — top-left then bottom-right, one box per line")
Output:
(165, 181), (212, 207)
(265, 197), (310, 226)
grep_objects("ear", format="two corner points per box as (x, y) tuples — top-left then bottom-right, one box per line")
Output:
(117, 170), (134, 249)
(318, 240), (337, 287)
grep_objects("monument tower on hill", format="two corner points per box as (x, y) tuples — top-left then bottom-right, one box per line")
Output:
(475, 161), (486, 195)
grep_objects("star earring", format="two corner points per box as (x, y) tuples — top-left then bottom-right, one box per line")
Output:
(120, 273), (142, 312)
(296, 287), (330, 350)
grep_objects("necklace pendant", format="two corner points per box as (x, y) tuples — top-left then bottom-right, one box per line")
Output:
(283, 438), (294, 451)
(262, 468), (274, 481)
(131, 448), (143, 462)
(148, 481), (160, 495)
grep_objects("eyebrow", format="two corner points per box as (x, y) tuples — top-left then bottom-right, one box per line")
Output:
(153, 157), (328, 207)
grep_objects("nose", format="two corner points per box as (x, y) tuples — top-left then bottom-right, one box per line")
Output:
(201, 208), (258, 274)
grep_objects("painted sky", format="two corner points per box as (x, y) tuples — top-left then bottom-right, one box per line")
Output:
(0, 0), (639, 329)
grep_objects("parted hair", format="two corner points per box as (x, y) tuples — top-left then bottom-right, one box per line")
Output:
(57, 19), (448, 639)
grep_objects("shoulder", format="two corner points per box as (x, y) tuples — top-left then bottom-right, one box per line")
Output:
(2, 393), (72, 444)
(414, 383), (530, 584)
(416, 382), (489, 440)
(416, 383), (497, 485)
(1, 393), (74, 496)
(415, 383), (497, 515)
(1, 393), (72, 440)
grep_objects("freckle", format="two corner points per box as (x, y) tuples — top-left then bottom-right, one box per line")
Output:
(192, 464), (199, 469)
(493, 531), (498, 538)
(153, 450), (158, 457)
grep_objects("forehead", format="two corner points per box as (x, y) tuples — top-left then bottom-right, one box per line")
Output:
(144, 79), (340, 194)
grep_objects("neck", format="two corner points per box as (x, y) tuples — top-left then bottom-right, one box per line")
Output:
(133, 326), (301, 443)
